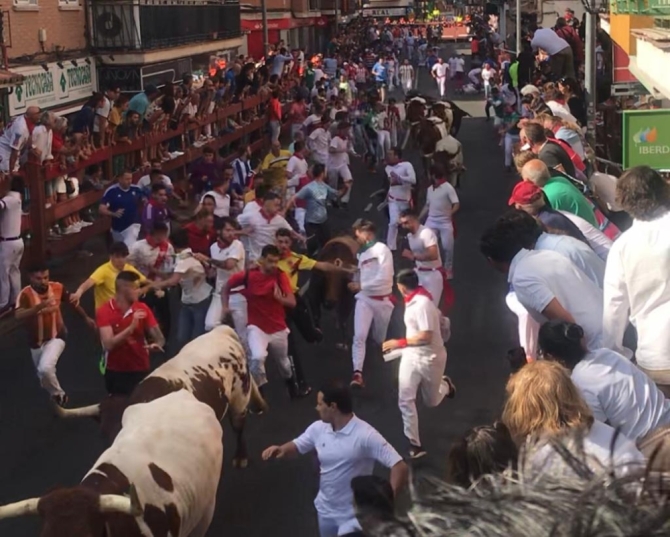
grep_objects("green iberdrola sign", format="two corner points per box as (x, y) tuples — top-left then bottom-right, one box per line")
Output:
(622, 109), (670, 171)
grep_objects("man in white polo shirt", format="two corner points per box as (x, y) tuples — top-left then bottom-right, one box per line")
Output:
(328, 121), (355, 206)
(0, 175), (25, 314)
(262, 381), (408, 537)
(383, 269), (455, 459)
(384, 147), (416, 251)
(431, 57), (449, 99)
(480, 219), (604, 354)
(349, 219), (395, 389)
(399, 208), (443, 307)
(237, 191), (304, 263)
(420, 163), (460, 279)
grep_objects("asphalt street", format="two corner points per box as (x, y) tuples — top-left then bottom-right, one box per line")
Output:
(0, 43), (519, 536)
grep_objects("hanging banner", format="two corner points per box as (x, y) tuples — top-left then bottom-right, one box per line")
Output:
(622, 109), (670, 170)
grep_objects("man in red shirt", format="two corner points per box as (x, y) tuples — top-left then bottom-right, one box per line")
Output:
(222, 244), (296, 397)
(268, 90), (282, 144)
(96, 271), (166, 395)
(183, 208), (216, 255)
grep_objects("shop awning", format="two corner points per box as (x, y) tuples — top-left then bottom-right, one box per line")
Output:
(0, 68), (24, 89)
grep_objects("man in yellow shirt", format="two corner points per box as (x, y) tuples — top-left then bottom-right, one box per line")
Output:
(275, 228), (351, 396)
(260, 141), (292, 172)
(70, 241), (150, 311)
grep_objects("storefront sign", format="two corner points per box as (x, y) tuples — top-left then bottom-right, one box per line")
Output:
(362, 7), (407, 17)
(622, 109), (670, 170)
(9, 57), (97, 116)
(241, 16), (327, 32)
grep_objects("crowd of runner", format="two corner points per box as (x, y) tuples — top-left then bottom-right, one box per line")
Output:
(3, 8), (670, 537)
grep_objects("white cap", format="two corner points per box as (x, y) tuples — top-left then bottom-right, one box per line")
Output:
(520, 85), (540, 96)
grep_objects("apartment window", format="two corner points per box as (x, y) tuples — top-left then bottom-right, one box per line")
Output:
(309, 0), (319, 10)
(59, 0), (81, 6)
(13, 0), (39, 8)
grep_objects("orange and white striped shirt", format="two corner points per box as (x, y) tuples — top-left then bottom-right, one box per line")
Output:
(16, 282), (66, 348)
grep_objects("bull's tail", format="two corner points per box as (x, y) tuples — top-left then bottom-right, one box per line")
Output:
(248, 378), (268, 414)
(54, 403), (101, 419)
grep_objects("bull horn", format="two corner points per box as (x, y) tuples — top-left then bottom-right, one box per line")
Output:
(0, 498), (39, 519)
(99, 486), (142, 517)
(54, 403), (101, 419)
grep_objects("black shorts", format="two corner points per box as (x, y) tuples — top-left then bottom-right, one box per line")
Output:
(104, 370), (149, 396)
(375, 81), (387, 89)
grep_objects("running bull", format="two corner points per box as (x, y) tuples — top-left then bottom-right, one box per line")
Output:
(0, 390), (223, 537)
(56, 325), (266, 468)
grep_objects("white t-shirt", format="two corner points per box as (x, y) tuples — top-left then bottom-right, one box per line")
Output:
(210, 239), (245, 293)
(431, 62), (449, 78)
(237, 209), (291, 262)
(137, 174), (173, 191)
(286, 155), (309, 188)
(572, 348), (670, 441)
(0, 116), (30, 172)
(558, 210), (612, 262)
(173, 250), (213, 304)
(481, 67), (496, 84)
(453, 57), (465, 73)
(293, 416), (402, 520)
(524, 420), (644, 479)
(0, 191), (23, 238)
(94, 96), (112, 133)
(534, 232), (606, 289)
(128, 239), (175, 277)
(509, 248), (603, 350)
(358, 241), (394, 297)
(200, 190), (230, 218)
(531, 28), (570, 55)
(386, 161), (416, 202)
(308, 127), (331, 164)
(404, 292), (446, 360)
(425, 182), (459, 224)
(328, 136), (350, 169)
(588, 172), (623, 213)
(603, 211), (670, 370)
(408, 225), (441, 270)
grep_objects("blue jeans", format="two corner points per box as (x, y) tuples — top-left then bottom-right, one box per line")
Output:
(177, 297), (210, 348)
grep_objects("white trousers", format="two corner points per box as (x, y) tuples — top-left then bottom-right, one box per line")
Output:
(205, 293), (248, 345)
(398, 349), (448, 447)
(247, 325), (291, 387)
(295, 207), (306, 234)
(328, 166), (353, 203)
(416, 269), (443, 307)
(352, 295), (394, 372)
(318, 512), (360, 537)
(506, 291), (540, 360)
(30, 338), (66, 397)
(425, 218), (454, 276)
(377, 130), (391, 161)
(402, 77), (413, 93)
(436, 77), (446, 98)
(387, 200), (410, 250)
(111, 223), (141, 249)
(0, 238), (24, 308)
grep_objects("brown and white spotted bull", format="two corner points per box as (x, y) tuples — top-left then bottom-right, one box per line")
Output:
(305, 236), (359, 350)
(0, 390), (223, 537)
(56, 326), (266, 468)
(404, 94), (470, 139)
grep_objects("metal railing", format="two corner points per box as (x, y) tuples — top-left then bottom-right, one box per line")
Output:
(87, 0), (241, 51)
(610, 0), (670, 16)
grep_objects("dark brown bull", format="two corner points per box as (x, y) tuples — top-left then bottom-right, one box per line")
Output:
(56, 326), (267, 468)
(306, 236), (359, 350)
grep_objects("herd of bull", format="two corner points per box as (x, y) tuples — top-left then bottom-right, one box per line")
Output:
(0, 326), (265, 536)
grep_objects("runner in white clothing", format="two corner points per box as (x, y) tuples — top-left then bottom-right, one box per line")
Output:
(385, 147), (416, 250)
(431, 58), (449, 99)
(420, 163), (460, 279)
(328, 121), (355, 205)
(308, 114), (332, 165)
(350, 220), (395, 389)
(399, 60), (415, 93)
(383, 269), (455, 459)
(399, 209), (443, 307)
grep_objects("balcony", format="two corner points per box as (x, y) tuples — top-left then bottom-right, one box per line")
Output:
(87, 0), (241, 52)
(610, 0), (670, 15)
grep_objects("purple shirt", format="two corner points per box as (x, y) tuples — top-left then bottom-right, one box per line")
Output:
(141, 201), (170, 238)
(189, 158), (223, 195)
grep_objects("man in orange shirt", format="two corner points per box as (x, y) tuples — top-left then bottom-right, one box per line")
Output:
(15, 264), (96, 406)
(268, 90), (282, 144)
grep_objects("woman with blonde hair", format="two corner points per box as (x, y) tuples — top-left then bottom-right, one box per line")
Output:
(502, 360), (644, 477)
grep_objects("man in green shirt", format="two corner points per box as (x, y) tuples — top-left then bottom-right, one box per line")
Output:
(521, 159), (598, 227)
(304, 62), (316, 90)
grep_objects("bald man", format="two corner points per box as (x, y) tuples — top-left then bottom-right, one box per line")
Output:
(0, 106), (41, 173)
(521, 159), (598, 227)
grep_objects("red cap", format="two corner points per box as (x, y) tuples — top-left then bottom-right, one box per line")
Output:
(508, 181), (543, 206)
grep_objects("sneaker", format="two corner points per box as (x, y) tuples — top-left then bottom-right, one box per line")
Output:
(443, 375), (456, 399)
(409, 445), (427, 459)
(350, 371), (365, 389)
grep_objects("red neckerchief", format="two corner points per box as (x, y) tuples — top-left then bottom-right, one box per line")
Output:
(259, 209), (274, 223)
(293, 152), (305, 160)
(148, 198), (164, 208)
(26, 118), (36, 135)
(280, 249), (294, 259)
(146, 236), (169, 269)
(217, 238), (232, 251)
(433, 178), (448, 187)
(255, 198), (263, 207)
(404, 286), (433, 304)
